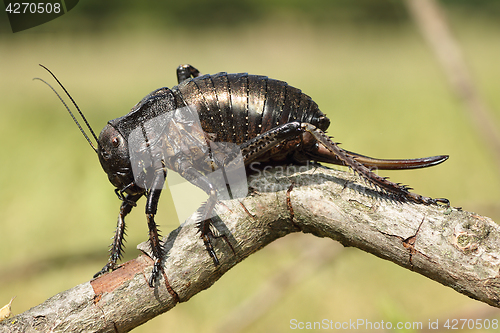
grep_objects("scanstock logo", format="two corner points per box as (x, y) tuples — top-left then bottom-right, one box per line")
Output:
(4, 0), (79, 33)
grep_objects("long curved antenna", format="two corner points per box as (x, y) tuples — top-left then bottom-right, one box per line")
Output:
(34, 65), (98, 153)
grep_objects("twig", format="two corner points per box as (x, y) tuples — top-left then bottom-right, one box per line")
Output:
(2, 166), (499, 332)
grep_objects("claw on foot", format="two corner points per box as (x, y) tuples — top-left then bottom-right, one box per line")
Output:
(197, 217), (236, 266)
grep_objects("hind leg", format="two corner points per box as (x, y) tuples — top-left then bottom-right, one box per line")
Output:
(177, 159), (236, 265)
(238, 121), (448, 205)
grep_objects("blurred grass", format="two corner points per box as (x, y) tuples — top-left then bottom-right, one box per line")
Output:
(1, 4), (500, 332)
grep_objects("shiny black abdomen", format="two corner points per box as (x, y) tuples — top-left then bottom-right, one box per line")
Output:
(171, 73), (331, 145)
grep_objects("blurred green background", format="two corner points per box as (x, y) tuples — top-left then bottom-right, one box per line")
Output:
(1, 1), (500, 332)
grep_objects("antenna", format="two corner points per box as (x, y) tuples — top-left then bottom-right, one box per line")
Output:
(34, 64), (98, 153)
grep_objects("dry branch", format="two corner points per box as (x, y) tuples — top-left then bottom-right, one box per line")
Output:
(2, 166), (500, 332)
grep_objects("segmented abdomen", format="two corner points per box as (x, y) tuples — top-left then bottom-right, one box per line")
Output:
(171, 72), (330, 144)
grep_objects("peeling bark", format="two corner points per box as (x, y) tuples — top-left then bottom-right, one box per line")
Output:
(2, 166), (499, 332)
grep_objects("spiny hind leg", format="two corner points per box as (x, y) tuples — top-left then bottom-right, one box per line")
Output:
(237, 121), (448, 205)
(300, 123), (449, 206)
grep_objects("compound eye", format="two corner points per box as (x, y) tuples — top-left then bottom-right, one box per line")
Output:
(111, 136), (120, 147)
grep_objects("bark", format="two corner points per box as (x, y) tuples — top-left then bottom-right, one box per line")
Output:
(2, 166), (499, 332)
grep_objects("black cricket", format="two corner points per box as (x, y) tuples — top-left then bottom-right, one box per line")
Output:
(38, 64), (449, 287)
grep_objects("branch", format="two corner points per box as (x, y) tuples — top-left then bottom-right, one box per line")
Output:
(2, 166), (500, 332)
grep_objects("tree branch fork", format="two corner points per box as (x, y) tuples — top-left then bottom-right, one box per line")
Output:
(2, 166), (500, 332)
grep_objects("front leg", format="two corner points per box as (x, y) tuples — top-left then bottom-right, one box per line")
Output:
(145, 171), (166, 287)
(94, 193), (143, 278)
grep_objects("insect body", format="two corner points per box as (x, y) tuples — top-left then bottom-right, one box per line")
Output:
(39, 64), (448, 287)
